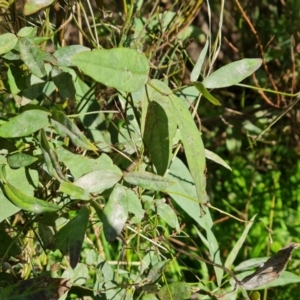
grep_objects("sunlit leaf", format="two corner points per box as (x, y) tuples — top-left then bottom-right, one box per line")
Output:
(167, 157), (213, 229)
(40, 129), (66, 180)
(74, 169), (122, 193)
(56, 147), (122, 179)
(71, 48), (149, 92)
(19, 37), (46, 78)
(53, 45), (90, 67)
(0, 109), (49, 138)
(203, 58), (262, 89)
(24, 0), (54, 15)
(7, 153), (38, 168)
(205, 149), (231, 170)
(62, 263), (88, 286)
(0, 166), (38, 222)
(3, 181), (60, 214)
(51, 110), (97, 151)
(102, 184), (128, 242)
(169, 90), (207, 203)
(0, 33), (18, 55)
(225, 215), (256, 269)
(124, 171), (176, 191)
(126, 189), (144, 222)
(190, 37), (209, 82)
(59, 181), (91, 200)
(156, 200), (180, 232)
(158, 282), (192, 300)
(17, 26), (37, 38)
(193, 81), (221, 105)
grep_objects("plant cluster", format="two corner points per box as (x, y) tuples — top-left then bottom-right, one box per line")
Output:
(0, 1), (299, 300)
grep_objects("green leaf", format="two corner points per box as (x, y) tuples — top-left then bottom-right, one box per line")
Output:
(0, 227), (21, 257)
(146, 260), (169, 284)
(74, 169), (122, 193)
(62, 263), (89, 286)
(143, 101), (170, 175)
(143, 80), (177, 175)
(17, 26), (37, 38)
(19, 37), (46, 78)
(124, 171), (176, 191)
(7, 65), (25, 99)
(158, 282), (192, 300)
(205, 149), (231, 171)
(59, 181), (91, 200)
(126, 189), (144, 222)
(50, 110), (97, 151)
(99, 281), (126, 300)
(71, 48), (149, 92)
(204, 223), (224, 287)
(48, 218), (75, 253)
(3, 181), (60, 214)
(56, 147), (122, 179)
(141, 294), (159, 300)
(38, 223), (54, 248)
(225, 215), (256, 269)
(53, 45), (90, 67)
(7, 153), (38, 168)
(0, 166), (38, 222)
(0, 33), (18, 55)
(51, 69), (76, 99)
(166, 157), (213, 229)
(156, 200), (180, 231)
(203, 58), (262, 89)
(193, 81), (221, 105)
(93, 257), (129, 299)
(235, 257), (269, 272)
(0, 190), (20, 224)
(24, 0), (54, 15)
(21, 75), (46, 103)
(169, 89), (207, 203)
(190, 37), (209, 82)
(69, 206), (89, 269)
(0, 276), (70, 300)
(0, 109), (49, 138)
(40, 129), (65, 181)
(102, 184), (128, 242)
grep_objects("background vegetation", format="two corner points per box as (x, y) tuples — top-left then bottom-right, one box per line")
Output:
(0, 0), (299, 299)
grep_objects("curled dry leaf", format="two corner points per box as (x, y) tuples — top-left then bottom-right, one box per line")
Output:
(241, 242), (300, 290)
